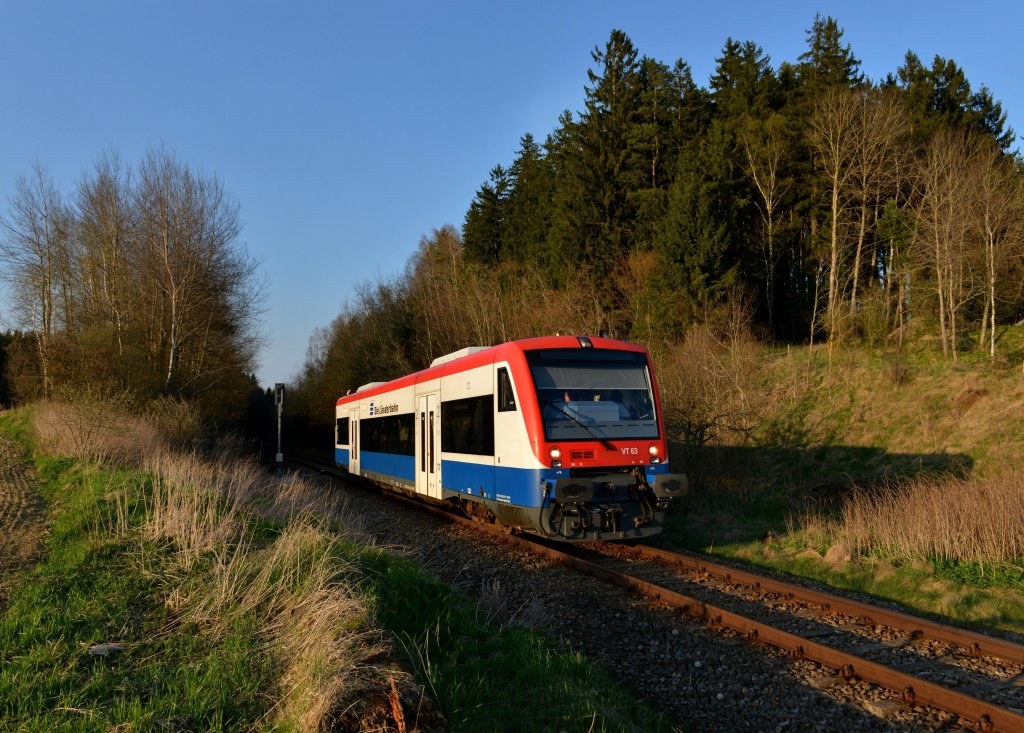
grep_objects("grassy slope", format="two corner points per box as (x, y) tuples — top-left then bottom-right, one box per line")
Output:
(0, 423), (277, 731)
(658, 326), (1024, 635)
(0, 411), (679, 733)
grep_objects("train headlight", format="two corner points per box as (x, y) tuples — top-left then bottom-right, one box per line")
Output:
(550, 446), (562, 468)
(649, 444), (661, 464)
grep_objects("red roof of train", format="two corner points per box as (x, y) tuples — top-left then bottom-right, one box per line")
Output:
(335, 335), (647, 406)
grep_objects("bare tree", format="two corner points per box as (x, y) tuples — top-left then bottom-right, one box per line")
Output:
(406, 225), (479, 363)
(0, 164), (73, 397)
(739, 113), (791, 331)
(132, 148), (258, 395)
(75, 151), (134, 361)
(808, 87), (859, 346)
(611, 249), (661, 345)
(969, 139), (1023, 361)
(848, 88), (910, 322)
(914, 128), (981, 364)
(0, 150), (263, 414)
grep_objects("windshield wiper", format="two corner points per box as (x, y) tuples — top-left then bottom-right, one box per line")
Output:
(549, 402), (617, 451)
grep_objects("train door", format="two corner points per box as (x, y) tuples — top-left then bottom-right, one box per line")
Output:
(416, 392), (441, 499)
(349, 407), (360, 475)
(494, 365), (522, 483)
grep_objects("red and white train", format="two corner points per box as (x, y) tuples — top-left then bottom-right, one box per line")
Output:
(334, 335), (687, 541)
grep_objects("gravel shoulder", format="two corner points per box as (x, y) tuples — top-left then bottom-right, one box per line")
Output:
(0, 432), (48, 605)
(321, 468), (980, 733)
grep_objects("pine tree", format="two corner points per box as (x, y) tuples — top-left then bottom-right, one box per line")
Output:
(625, 57), (683, 250)
(658, 128), (741, 329)
(893, 52), (1015, 151)
(575, 29), (646, 275)
(668, 59), (712, 144)
(544, 110), (588, 280)
(503, 134), (555, 266)
(797, 14), (863, 91)
(463, 165), (509, 264)
(711, 38), (775, 120)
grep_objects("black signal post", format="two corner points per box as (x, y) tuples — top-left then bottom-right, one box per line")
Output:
(275, 382), (285, 474)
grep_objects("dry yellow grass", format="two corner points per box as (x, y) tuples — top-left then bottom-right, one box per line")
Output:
(32, 399), (166, 465)
(838, 469), (1024, 566)
(751, 345), (1024, 574)
(30, 399), (392, 731)
(765, 345), (1024, 473)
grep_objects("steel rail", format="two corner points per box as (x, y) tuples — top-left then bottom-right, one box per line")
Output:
(612, 542), (1024, 666)
(527, 539), (1024, 733)
(288, 455), (1024, 732)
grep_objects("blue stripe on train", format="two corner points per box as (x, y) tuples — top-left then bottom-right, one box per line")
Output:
(646, 463), (671, 480)
(335, 447), (350, 466)
(442, 460), (563, 508)
(361, 451), (416, 481)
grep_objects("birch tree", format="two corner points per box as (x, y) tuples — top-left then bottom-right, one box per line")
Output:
(739, 113), (791, 331)
(808, 86), (859, 344)
(0, 165), (72, 397)
(75, 151), (134, 362)
(915, 128), (979, 364)
(132, 148), (253, 396)
(848, 88), (909, 321)
(970, 139), (1023, 361)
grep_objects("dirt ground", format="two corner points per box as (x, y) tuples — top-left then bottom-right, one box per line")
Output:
(0, 433), (47, 606)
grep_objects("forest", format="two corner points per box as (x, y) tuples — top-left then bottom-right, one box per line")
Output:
(286, 16), (1023, 442)
(0, 148), (266, 426)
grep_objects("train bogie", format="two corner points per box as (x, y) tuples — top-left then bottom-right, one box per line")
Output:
(335, 336), (687, 541)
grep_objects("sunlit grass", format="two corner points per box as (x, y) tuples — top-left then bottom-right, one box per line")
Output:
(363, 550), (679, 733)
(661, 330), (1024, 636)
(0, 457), (272, 732)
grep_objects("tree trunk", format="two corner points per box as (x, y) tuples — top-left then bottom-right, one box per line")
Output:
(850, 201), (867, 321)
(988, 233), (997, 362)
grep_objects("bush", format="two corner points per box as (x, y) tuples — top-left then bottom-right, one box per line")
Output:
(32, 393), (165, 465)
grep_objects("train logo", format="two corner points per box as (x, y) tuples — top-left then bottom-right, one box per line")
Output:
(369, 401), (397, 417)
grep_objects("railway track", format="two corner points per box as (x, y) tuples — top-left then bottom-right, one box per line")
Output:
(289, 454), (1024, 732)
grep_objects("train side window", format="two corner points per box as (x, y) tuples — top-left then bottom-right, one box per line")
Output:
(358, 414), (415, 456)
(497, 368), (517, 412)
(441, 395), (494, 456)
(336, 417), (349, 446)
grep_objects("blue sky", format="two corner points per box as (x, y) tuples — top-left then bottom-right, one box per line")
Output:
(1, 0), (1021, 388)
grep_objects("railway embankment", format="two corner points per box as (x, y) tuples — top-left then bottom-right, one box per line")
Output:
(660, 335), (1024, 637)
(0, 405), (673, 732)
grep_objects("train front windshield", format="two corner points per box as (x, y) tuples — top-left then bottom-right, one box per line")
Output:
(526, 348), (660, 441)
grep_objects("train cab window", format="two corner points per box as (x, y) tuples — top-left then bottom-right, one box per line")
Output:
(526, 348), (660, 441)
(497, 368), (517, 412)
(336, 417), (349, 446)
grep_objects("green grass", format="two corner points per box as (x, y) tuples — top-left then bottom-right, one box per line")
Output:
(0, 408), (34, 453)
(360, 550), (678, 733)
(933, 558), (1024, 592)
(0, 458), (273, 732)
(659, 330), (1024, 637)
